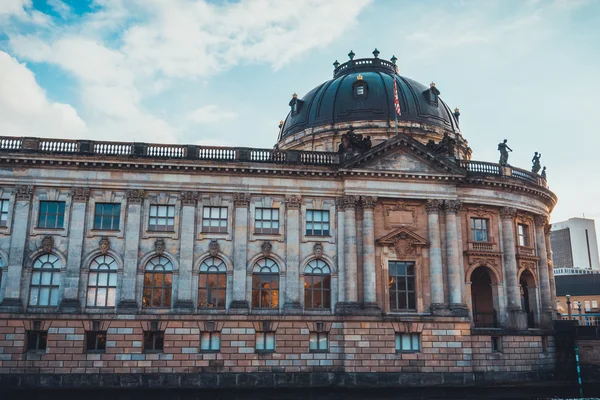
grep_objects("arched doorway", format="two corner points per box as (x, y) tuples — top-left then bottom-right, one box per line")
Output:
(520, 269), (538, 328)
(471, 266), (497, 328)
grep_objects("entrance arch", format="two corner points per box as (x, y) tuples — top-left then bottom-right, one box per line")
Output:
(470, 266), (498, 328)
(520, 269), (538, 328)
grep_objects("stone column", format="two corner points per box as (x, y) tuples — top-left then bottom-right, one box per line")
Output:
(361, 196), (380, 313)
(534, 215), (553, 327)
(230, 192), (250, 311)
(283, 195), (302, 313)
(174, 191), (197, 312)
(500, 207), (526, 329)
(117, 189), (144, 312)
(60, 187), (90, 312)
(0, 186), (33, 310)
(426, 200), (446, 313)
(336, 195), (360, 314)
(544, 224), (557, 312)
(444, 200), (468, 315)
(336, 198), (345, 304)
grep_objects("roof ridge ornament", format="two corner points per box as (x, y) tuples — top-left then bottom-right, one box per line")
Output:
(372, 48), (380, 58)
(348, 50), (355, 60)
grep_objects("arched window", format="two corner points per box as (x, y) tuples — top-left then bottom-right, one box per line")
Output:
(87, 255), (118, 307)
(198, 257), (227, 309)
(304, 259), (331, 310)
(29, 254), (61, 306)
(252, 258), (279, 309)
(143, 256), (173, 308)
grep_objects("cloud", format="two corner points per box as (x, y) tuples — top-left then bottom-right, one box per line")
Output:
(0, 0), (50, 25)
(0, 51), (86, 138)
(47, 0), (71, 19)
(188, 105), (239, 124)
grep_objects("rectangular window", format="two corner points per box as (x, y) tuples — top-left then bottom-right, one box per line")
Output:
(592, 300), (598, 309)
(255, 208), (279, 234)
(518, 224), (530, 247)
(27, 323), (48, 352)
(202, 206), (228, 233)
(584, 301), (591, 312)
(86, 330), (107, 353)
(93, 203), (121, 230)
(470, 218), (489, 242)
(395, 333), (420, 352)
(143, 330), (165, 352)
(149, 205), (175, 232)
(491, 336), (502, 353)
(309, 332), (328, 352)
(200, 332), (221, 352)
(255, 332), (276, 352)
(541, 336), (548, 353)
(388, 261), (416, 311)
(38, 201), (66, 229)
(0, 199), (9, 227)
(306, 210), (330, 236)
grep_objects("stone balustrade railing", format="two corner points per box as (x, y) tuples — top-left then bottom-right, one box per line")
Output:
(0, 136), (550, 188)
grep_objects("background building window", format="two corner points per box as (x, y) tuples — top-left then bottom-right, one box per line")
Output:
(200, 332), (220, 352)
(143, 256), (173, 308)
(38, 201), (66, 229)
(87, 255), (118, 307)
(518, 224), (530, 247)
(471, 218), (489, 242)
(255, 208), (279, 234)
(388, 261), (416, 311)
(306, 210), (329, 236)
(584, 300), (591, 312)
(198, 257), (227, 309)
(592, 300), (598, 309)
(252, 258), (279, 309)
(491, 336), (502, 352)
(143, 330), (164, 352)
(202, 206), (228, 233)
(304, 259), (331, 310)
(255, 332), (275, 352)
(86, 330), (107, 353)
(0, 199), (9, 227)
(395, 333), (420, 352)
(29, 254), (61, 307)
(309, 332), (328, 352)
(27, 322), (47, 352)
(94, 203), (121, 230)
(149, 205), (175, 232)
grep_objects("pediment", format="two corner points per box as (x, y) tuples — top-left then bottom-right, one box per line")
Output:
(361, 148), (442, 173)
(377, 227), (428, 247)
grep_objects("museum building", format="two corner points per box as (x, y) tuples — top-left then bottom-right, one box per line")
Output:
(0, 51), (559, 387)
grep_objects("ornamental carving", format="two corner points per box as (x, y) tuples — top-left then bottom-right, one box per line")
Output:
(383, 201), (418, 230)
(471, 257), (498, 268)
(340, 195), (359, 211)
(361, 196), (377, 210)
(155, 238), (165, 255)
(520, 260), (536, 273)
(180, 191), (198, 206)
(71, 187), (90, 202)
(285, 195), (302, 209)
(444, 200), (462, 214)
(534, 215), (548, 227)
(377, 227), (428, 258)
(392, 232), (417, 258)
(261, 241), (272, 257)
(15, 185), (33, 201)
(313, 243), (324, 259)
(209, 239), (220, 256)
(337, 127), (372, 155)
(544, 224), (552, 236)
(99, 237), (110, 255)
(425, 199), (442, 214)
(126, 189), (145, 205)
(469, 205), (492, 218)
(41, 236), (54, 254)
(499, 207), (517, 220)
(233, 192), (251, 208)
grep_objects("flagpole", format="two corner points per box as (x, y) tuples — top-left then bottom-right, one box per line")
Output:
(395, 113), (398, 136)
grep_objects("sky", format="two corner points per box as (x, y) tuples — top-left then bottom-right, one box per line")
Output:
(0, 0), (599, 226)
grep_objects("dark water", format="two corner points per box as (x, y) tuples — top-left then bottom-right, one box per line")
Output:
(4, 386), (600, 400)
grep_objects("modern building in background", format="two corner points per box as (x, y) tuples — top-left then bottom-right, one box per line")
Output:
(551, 218), (600, 273)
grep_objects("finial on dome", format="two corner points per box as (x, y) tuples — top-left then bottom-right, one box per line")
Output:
(357, 74), (363, 80)
(292, 93), (298, 98)
(390, 55), (397, 65)
(430, 82), (436, 88)
(348, 50), (355, 60)
(453, 108), (460, 122)
(372, 48), (380, 58)
(279, 120), (284, 128)
(333, 60), (340, 68)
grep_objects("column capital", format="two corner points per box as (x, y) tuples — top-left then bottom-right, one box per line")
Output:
(126, 189), (145, 205)
(340, 195), (360, 211)
(15, 185), (33, 201)
(180, 191), (198, 206)
(285, 195), (302, 209)
(425, 199), (442, 214)
(232, 192), (251, 208)
(544, 223), (552, 236)
(70, 187), (90, 202)
(444, 200), (462, 214)
(534, 214), (549, 227)
(361, 196), (378, 210)
(499, 206), (517, 220)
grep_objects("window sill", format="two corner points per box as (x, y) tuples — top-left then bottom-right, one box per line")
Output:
(86, 350), (106, 354)
(200, 349), (220, 354)
(143, 350), (164, 354)
(90, 229), (120, 232)
(251, 309), (280, 315)
(309, 349), (328, 353)
(396, 350), (420, 354)
(255, 349), (275, 354)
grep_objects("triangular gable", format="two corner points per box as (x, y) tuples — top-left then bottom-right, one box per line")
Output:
(377, 227), (428, 246)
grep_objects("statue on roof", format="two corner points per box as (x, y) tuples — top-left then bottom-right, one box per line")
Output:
(338, 128), (372, 156)
(425, 133), (456, 157)
(498, 139), (512, 166)
(541, 166), (547, 180)
(531, 152), (542, 174)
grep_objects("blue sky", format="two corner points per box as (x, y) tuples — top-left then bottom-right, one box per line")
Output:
(0, 0), (599, 224)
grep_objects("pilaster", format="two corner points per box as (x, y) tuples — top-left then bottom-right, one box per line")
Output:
(361, 196), (380, 314)
(534, 215), (553, 328)
(229, 192), (250, 312)
(174, 191), (197, 312)
(336, 195), (360, 314)
(444, 200), (468, 316)
(283, 195), (302, 313)
(425, 199), (446, 314)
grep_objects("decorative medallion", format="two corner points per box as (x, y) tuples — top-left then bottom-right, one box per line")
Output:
(424, 199), (442, 214)
(15, 185), (33, 201)
(313, 243), (324, 259)
(377, 227), (428, 258)
(261, 241), (272, 257)
(499, 207), (517, 220)
(71, 187), (90, 202)
(155, 238), (165, 255)
(181, 191), (198, 206)
(285, 195), (302, 209)
(209, 239), (220, 256)
(99, 237), (110, 255)
(233, 192), (251, 208)
(126, 189), (145, 205)
(42, 236), (54, 254)
(361, 196), (377, 210)
(392, 232), (417, 258)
